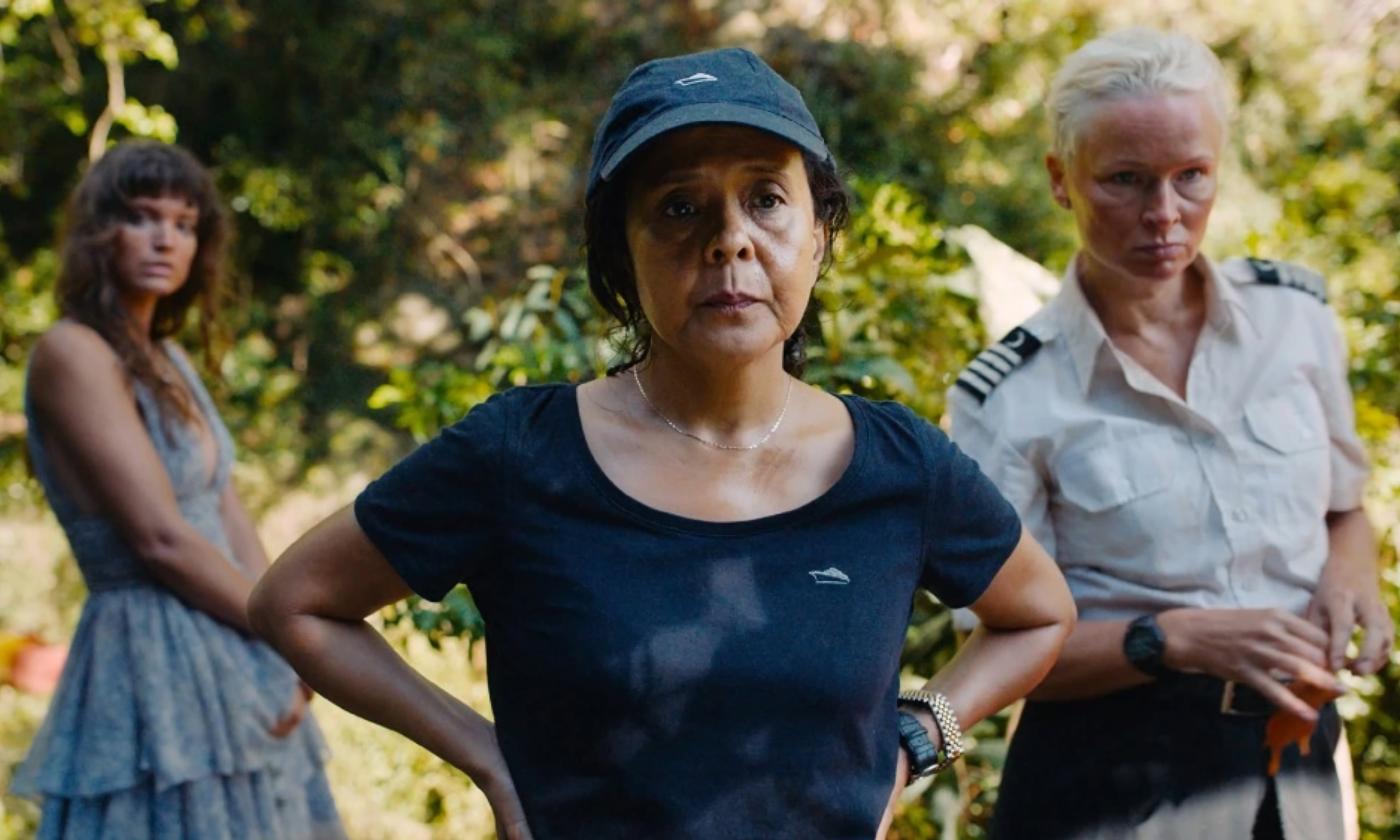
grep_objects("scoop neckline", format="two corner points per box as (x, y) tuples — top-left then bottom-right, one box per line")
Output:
(564, 383), (870, 537)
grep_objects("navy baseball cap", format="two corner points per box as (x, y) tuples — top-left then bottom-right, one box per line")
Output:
(586, 47), (831, 199)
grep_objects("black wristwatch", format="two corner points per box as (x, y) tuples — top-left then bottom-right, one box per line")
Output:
(1123, 613), (1169, 677)
(896, 711), (940, 781)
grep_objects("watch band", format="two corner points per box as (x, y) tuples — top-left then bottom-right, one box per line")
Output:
(897, 689), (965, 775)
(896, 710), (939, 780)
(1123, 613), (1169, 678)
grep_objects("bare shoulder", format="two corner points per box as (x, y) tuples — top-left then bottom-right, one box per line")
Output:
(29, 320), (130, 411)
(799, 382), (852, 427)
(32, 319), (120, 371)
(575, 375), (633, 432)
(791, 382), (855, 450)
(575, 376), (619, 411)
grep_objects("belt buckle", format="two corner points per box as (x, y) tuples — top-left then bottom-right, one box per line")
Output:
(1220, 680), (1250, 716)
(1219, 680), (1271, 716)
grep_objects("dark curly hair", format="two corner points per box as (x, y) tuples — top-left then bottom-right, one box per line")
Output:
(55, 141), (229, 425)
(584, 149), (850, 378)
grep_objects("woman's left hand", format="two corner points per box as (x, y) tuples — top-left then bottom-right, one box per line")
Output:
(268, 680), (313, 738)
(1306, 565), (1394, 675)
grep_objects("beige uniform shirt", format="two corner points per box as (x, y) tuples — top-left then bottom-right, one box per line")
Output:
(948, 254), (1369, 622)
(947, 255), (1368, 839)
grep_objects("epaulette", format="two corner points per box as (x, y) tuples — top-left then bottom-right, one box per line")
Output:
(1247, 258), (1327, 303)
(954, 326), (1043, 405)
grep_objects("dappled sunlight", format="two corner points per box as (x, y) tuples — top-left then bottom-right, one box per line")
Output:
(0, 0), (1397, 836)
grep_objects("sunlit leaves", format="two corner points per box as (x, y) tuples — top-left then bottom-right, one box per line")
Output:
(229, 166), (312, 231)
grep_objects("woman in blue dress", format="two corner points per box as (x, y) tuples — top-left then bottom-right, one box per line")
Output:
(11, 140), (343, 839)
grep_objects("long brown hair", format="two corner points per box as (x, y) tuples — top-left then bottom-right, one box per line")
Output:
(55, 141), (229, 424)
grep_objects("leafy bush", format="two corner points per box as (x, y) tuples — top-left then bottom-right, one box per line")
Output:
(2, 2), (1397, 837)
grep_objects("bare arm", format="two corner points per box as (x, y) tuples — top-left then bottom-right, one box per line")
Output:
(913, 528), (1076, 731)
(1028, 513), (1383, 721)
(1029, 610), (1342, 722)
(247, 506), (531, 840)
(220, 482), (271, 578)
(1307, 508), (1393, 674)
(29, 324), (255, 632)
(1022, 618), (1147, 700)
(881, 528), (1073, 833)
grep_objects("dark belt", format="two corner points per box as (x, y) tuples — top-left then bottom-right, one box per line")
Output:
(997, 678), (1337, 840)
(1217, 679), (1274, 716)
(1159, 672), (1275, 717)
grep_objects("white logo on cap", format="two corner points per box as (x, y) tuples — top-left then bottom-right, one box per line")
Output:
(674, 72), (718, 87)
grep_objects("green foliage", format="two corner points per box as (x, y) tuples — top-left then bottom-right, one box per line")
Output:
(1, 2), (1399, 838)
(809, 179), (981, 417)
(383, 588), (487, 650)
(0, 253), (57, 509)
(366, 265), (610, 439)
(1350, 543), (1400, 840)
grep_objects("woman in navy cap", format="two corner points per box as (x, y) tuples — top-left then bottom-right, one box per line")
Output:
(250, 48), (1075, 839)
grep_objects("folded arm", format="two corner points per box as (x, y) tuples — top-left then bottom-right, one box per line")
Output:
(247, 506), (531, 839)
(880, 528), (1074, 835)
(29, 324), (255, 631)
(916, 527), (1076, 731)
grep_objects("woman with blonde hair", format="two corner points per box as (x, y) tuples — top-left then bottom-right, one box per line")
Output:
(950, 28), (1390, 839)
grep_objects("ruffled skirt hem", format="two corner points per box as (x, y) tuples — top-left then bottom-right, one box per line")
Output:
(12, 585), (331, 798)
(33, 766), (345, 840)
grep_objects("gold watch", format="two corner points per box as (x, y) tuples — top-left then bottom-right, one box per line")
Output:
(897, 689), (965, 775)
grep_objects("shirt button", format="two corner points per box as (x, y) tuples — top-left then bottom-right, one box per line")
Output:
(1231, 508), (1249, 523)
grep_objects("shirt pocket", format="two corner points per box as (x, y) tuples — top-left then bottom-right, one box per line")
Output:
(1242, 386), (1330, 523)
(1050, 429), (1215, 598)
(1057, 435), (1172, 514)
(1243, 391), (1328, 456)
(1050, 431), (1185, 580)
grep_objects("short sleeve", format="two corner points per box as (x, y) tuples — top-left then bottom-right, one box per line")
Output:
(353, 391), (511, 601)
(914, 413), (1022, 608)
(947, 391), (1054, 558)
(1313, 307), (1370, 511)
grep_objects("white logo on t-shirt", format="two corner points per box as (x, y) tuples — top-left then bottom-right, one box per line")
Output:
(809, 567), (851, 585)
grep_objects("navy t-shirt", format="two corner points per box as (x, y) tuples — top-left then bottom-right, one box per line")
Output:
(354, 384), (1020, 839)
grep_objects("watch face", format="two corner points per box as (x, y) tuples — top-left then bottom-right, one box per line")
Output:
(1125, 615), (1166, 675)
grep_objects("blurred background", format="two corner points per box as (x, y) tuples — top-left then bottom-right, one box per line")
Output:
(0, 1), (1397, 837)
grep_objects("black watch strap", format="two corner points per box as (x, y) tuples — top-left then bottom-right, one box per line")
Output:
(896, 711), (939, 780)
(1124, 613), (1170, 678)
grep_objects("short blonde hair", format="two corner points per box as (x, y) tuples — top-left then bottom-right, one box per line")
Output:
(1047, 28), (1229, 161)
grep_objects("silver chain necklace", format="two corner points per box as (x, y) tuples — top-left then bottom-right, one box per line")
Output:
(631, 366), (793, 451)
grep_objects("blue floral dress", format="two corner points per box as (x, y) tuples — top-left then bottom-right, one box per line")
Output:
(11, 341), (344, 839)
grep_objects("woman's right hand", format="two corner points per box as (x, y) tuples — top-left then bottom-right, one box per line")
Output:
(251, 508), (538, 837)
(267, 680), (312, 738)
(875, 742), (910, 840)
(482, 776), (534, 840)
(1159, 607), (1345, 720)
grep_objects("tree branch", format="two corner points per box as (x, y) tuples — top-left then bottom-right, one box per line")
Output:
(46, 12), (83, 95)
(88, 42), (125, 161)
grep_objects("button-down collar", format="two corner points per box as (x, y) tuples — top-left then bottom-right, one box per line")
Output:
(1052, 254), (1261, 398)
(949, 253), (1369, 624)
